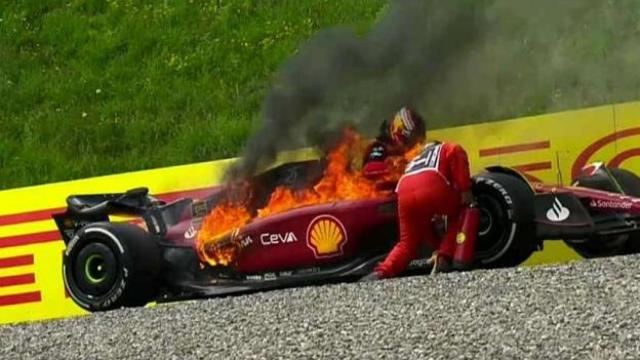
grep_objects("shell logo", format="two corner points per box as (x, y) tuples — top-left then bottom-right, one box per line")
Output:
(456, 232), (466, 244)
(306, 215), (348, 258)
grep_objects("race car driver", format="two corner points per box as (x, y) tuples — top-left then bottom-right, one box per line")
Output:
(361, 110), (473, 280)
(361, 107), (426, 179)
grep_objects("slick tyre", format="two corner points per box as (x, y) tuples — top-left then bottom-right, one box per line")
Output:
(63, 223), (162, 312)
(569, 167), (640, 257)
(472, 172), (538, 268)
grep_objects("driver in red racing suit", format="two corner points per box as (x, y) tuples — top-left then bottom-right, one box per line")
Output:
(362, 109), (473, 280)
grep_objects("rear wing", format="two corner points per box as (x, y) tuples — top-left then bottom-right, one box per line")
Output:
(52, 187), (164, 244)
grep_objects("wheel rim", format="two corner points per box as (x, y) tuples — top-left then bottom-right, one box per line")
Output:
(72, 242), (119, 296)
(475, 193), (510, 260)
(84, 254), (108, 284)
(478, 207), (493, 236)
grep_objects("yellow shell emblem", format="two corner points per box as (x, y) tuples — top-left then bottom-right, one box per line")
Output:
(306, 216), (347, 258)
(456, 232), (466, 244)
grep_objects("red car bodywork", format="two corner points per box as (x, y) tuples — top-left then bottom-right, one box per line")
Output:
(534, 183), (640, 214)
(229, 199), (395, 273)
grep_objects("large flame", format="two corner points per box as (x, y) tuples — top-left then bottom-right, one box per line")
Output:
(257, 130), (382, 218)
(196, 129), (423, 266)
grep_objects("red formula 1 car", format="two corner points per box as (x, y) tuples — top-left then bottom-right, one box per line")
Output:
(54, 160), (640, 312)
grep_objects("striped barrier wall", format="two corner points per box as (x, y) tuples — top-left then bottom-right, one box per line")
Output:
(2, 101), (640, 325)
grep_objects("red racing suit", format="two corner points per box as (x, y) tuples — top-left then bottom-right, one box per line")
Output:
(375, 141), (472, 278)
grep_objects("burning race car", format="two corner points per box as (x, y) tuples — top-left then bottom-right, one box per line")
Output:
(54, 135), (640, 312)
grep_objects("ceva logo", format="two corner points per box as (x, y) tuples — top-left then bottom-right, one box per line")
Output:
(546, 197), (570, 222)
(260, 232), (298, 245)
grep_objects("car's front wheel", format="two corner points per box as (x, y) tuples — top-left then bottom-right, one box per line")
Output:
(63, 223), (162, 312)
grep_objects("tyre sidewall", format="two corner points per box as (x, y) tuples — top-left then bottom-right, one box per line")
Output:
(63, 224), (134, 311)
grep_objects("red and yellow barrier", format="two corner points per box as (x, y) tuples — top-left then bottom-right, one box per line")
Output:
(2, 101), (640, 325)
(0, 159), (238, 324)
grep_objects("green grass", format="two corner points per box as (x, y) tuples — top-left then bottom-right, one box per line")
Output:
(0, 0), (386, 189)
(2, 0), (640, 189)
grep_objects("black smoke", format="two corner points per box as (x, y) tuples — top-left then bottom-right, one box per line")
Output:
(229, 0), (640, 178)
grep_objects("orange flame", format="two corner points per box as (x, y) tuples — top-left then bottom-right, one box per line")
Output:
(257, 130), (382, 218)
(196, 129), (424, 266)
(383, 141), (424, 181)
(196, 203), (251, 266)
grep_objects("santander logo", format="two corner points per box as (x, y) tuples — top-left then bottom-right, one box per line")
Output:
(546, 197), (570, 222)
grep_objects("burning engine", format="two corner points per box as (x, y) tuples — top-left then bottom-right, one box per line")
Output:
(196, 129), (422, 267)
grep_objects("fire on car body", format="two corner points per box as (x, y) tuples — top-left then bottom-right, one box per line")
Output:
(53, 131), (640, 312)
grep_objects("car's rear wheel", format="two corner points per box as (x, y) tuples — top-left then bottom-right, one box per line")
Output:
(63, 223), (162, 312)
(472, 172), (538, 268)
(568, 167), (640, 258)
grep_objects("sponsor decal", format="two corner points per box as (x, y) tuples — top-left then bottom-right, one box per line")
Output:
(456, 232), (466, 244)
(263, 273), (277, 280)
(409, 257), (430, 267)
(65, 233), (81, 256)
(99, 267), (128, 309)
(484, 179), (514, 206)
(225, 230), (252, 249)
(297, 267), (321, 275)
(306, 215), (347, 258)
(589, 199), (633, 210)
(240, 235), (253, 248)
(546, 197), (570, 222)
(184, 225), (197, 239)
(260, 232), (298, 246)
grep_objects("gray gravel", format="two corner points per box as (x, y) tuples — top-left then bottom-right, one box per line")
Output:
(3, 256), (640, 360)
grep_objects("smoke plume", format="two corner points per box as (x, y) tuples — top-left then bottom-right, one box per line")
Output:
(230, 0), (640, 178)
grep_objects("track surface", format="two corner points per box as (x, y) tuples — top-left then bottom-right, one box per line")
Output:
(3, 256), (640, 359)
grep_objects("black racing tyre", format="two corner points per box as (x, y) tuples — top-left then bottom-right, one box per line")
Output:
(472, 172), (537, 268)
(569, 167), (640, 257)
(63, 222), (162, 312)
